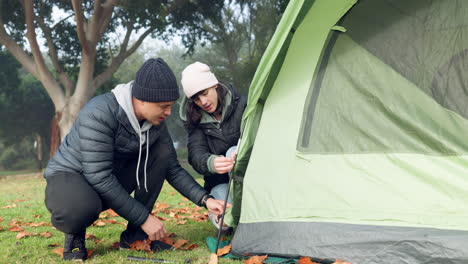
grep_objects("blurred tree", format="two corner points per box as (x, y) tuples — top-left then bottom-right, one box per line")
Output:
(0, 0), (224, 151)
(191, 0), (290, 94)
(0, 50), (54, 170)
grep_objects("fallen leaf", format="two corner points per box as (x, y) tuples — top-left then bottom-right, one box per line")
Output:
(86, 234), (97, 240)
(94, 239), (102, 245)
(39, 231), (53, 238)
(9, 220), (21, 227)
(216, 244), (232, 256)
(181, 243), (198, 250)
(52, 247), (64, 257)
(33, 214), (40, 218)
(176, 220), (187, 225)
(208, 253), (218, 264)
(160, 236), (175, 245)
(16, 231), (32, 239)
(129, 239), (151, 252)
(2, 203), (17, 209)
(244, 255), (268, 264)
(106, 209), (119, 217)
(170, 191), (176, 196)
(299, 257), (319, 264)
(104, 219), (118, 224)
(9, 226), (24, 232)
(0, 227), (3, 231)
(109, 242), (120, 250)
(172, 239), (188, 249)
(28, 222), (51, 227)
(0, 217), (3, 221)
(87, 249), (94, 258)
(93, 220), (107, 226)
(11, 199), (25, 203)
(48, 243), (60, 248)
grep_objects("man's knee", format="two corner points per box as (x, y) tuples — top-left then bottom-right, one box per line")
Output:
(45, 172), (103, 233)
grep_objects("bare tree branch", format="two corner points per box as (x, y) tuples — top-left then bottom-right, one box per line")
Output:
(71, 0), (90, 54)
(24, 0), (66, 109)
(93, 26), (155, 89)
(51, 13), (74, 30)
(0, 17), (38, 77)
(37, 4), (74, 95)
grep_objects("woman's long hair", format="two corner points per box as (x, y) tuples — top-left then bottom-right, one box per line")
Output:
(186, 83), (228, 129)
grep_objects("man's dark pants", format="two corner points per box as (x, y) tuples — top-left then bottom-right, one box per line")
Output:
(45, 142), (169, 244)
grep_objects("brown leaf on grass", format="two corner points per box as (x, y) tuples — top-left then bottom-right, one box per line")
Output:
(16, 231), (32, 239)
(87, 249), (94, 258)
(129, 239), (152, 252)
(216, 244), (232, 256)
(176, 220), (187, 225)
(2, 203), (17, 209)
(52, 247), (64, 257)
(160, 236), (175, 245)
(332, 260), (352, 264)
(170, 191), (176, 196)
(9, 226), (24, 232)
(11, 199), (25, 203)
(0, 227), (3, 231)
(33, 214), (40, 218)
(172, 239), (188, 249)
(86, 234), (97, 240)
(9, 220), (21, 227)
(182, 198), (188, 201)
(109, 242), (120, 250)
(0, 217), (3, 221)
(28, 222), (51, 227)
(106, 209), (119, 217)
(244, 255), (268, 264)
(104, 219), (118, 224)
(181, 243), (198, 250)
(39, 232), (53, 238)
(299, 257), (319, 264)
(93, 220), (107, 226)
(208, 253), (218, 264)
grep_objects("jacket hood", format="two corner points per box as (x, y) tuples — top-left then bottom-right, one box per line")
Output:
(111, 81), (153, 191)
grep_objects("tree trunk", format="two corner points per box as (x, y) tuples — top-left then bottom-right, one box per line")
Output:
(49, 112), (62, 157)
(35, 133), (43, 171)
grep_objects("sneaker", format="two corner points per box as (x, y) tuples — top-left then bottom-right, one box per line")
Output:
(63, 231), (87, 261)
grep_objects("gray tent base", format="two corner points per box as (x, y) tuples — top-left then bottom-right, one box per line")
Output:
(232, 222), (468, 264)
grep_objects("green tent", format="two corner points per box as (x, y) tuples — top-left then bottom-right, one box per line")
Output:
(228, 0), (468, 263)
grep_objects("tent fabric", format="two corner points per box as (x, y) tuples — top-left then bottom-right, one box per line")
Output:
(230, 0), (468, 262)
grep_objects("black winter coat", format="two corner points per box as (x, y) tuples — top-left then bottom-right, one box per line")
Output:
(183, 84), (247, 191)
(44, 93), (208, 226)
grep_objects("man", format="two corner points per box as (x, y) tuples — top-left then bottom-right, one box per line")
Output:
(44, 58), (228, 261)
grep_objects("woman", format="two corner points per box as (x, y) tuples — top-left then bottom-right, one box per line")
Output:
(180, 62), (247, 231)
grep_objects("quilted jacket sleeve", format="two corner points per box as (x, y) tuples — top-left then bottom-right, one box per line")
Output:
(161, 126), (208, 206)
(187, 127), (215, 177)
(77, 104), (149, 226)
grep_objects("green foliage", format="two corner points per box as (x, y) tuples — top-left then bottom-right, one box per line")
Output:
(190, 0), (290, 95)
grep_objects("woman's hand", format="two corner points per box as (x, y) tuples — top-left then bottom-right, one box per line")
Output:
(213, 156), (235, 174)
(206, 198), (232, 215)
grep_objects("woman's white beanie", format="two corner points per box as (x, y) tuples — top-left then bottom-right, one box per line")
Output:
(181, 62), (219, 98)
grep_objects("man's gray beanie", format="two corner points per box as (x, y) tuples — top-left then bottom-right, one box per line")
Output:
(132, 58), (179, 102)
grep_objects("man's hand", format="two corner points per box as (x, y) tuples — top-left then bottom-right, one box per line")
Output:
(206, 198), (232, 215)
(141, 214), (168, 241)
(213, 156), (234, 174)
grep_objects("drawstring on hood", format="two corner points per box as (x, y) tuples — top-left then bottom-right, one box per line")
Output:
(112, 82), (152, 192)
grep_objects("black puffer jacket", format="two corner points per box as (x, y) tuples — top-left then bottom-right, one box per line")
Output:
(45, 93), (208, 226)
(180, 83), (247, 191)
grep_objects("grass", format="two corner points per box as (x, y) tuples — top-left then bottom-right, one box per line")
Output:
(0, 169), (39, 177)
(0, 168), (242, 264)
